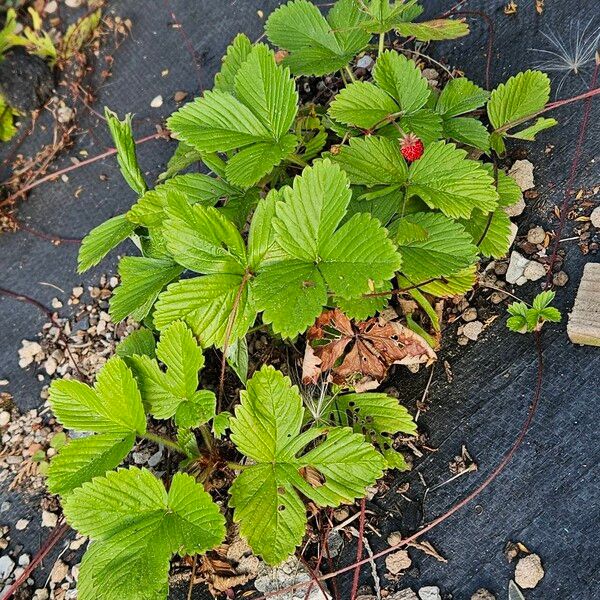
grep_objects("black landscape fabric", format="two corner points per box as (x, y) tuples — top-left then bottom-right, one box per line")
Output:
(1, 1), (599, 599)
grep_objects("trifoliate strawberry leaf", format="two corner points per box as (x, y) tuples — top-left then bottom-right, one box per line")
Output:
(442, 117), (490, 150)
(65, 469), (225, 600)
(487, 70), (550, 131)
(406, 141), (498, 218)
(253, 160), (401, 337)
(130, 321), (215, 426)
(329, 81), (400, 129)
(154, 273), (255, 349)
(48, 357), (146, 495)
(372, 50), (431, 115)
(508, 117), (557, 140)
(394, 212), (478, 280)
(532, 290), (555, 310)
(460, 207), (513, 258)
(265, 0), (370, 76)
(331, 136), (408, 187)
(168, 45), (298, 187)
(78, 214), (135, 273)
(229, 366), (385, 564)
(104, 109), (147, 196)
(322, 393), (417, 469)
(109, 257), (184, 323)
(435, 77), (489, 118)
(395, 18), (469, 41)
(214, 33), (253, 93)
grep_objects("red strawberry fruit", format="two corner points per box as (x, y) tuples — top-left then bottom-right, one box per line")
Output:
(400, 134), (424, 162)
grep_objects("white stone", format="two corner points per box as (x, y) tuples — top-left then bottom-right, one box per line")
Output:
(356, 55), (374, 69)
(18, 554), (30, 567)
(463, 320), (484, 341)
(33, 590), (50, 600)
(508, 160), (535, 191)
(150, 95), (163, 108)
(42, 510), (58, 528)
(15, 519), (29, 531)
(590, 206), (600, 228)
(505, 251), (530, 284)
(418, 587), (442, 600)
(0, 411), (10, 427)
(0, 554), (15, 580)
(389, 590), (419, 600)
(523, 261), (546, 281)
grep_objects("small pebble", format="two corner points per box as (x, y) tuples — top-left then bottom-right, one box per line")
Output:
(0, 555), (15, 579)
(42, 510), (58, 528)
(526, 226), (545, 245)
(462, 307), (478, 322)
(553, 271), (569, 287)
(389, 590), (419, 600)
(0, 411), (10, 427)
(515, 553), (544, 589)
(356, 55), (374, 69)
(471, 589), (496, 600)
(508, 160), (535, 191)
(504, 194), (525, 217)
(15, 519), (29, 531)
(523, 261), (546, 281)
(18, 554), (30, 567)
(174, 90), (188, 102)
(50, 559), (69, 584)
(463, 321), (484, 341)
(385, 550), (412, 575)
(418, 586), (442, 600)
(150, 95), (163, 108)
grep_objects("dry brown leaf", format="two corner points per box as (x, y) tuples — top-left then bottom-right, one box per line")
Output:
(407, 539), (448, 563)
(302, 309), (436, 391)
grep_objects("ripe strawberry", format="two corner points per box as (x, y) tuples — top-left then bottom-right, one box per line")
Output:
(400, 134), (424, 162)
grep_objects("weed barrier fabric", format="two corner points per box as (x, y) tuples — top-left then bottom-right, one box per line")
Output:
(0, 1), (598, 598)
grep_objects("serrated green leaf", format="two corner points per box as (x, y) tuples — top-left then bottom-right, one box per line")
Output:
(48, 432), (135, 497)
(212, 411), (232, 439)
(158, 142), (203, 181)
(373, 50), (430, 114)
(461, 207), (513, 258)
(400, 264), (477, 297)
(398, 108), (444, 144)
(78, 214), (135, 273)
(229, 367), (385, 564)
(329, 81), (400, 129)
(442, 117), (490, 150)
(253, 261), (328, 338)
(395, 18), (469, 41)
(406, 141), (498, 219)
(67, 469), (225, 599)
(435, 77), (489, 118)
(110, 257), (183, 323)
(320, 212), (401, 297)
(248, 190), (280, 270)
(265, 0), (370, 76)
(481, 163), (522, 208)
(214, 33), (253, 93)
(104, 109), (147, 196)
(509, 117), (557, 140)
(360, 0), (422, 34)
(49, 356), (146, 435)
(234, 43), (298, 139)
(395, 212), (478, 280)
(532, 290), (555, 310)
(487, 70), (550, 131)
(154, 274), (255, 349)
(163, 197), (247, 275)
(332, 136), (408, 187)
(115, 328), (156, 360)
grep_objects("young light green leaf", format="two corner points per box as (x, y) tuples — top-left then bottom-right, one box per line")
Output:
(115, 328), (156, 360)
(265, 0), (370, 76)
(487, 70), (550, 131)
(435, 77), (489, 118)
(130, 321), (214, 425)
(109, 257), (183, 323)
(406, 141), (498, 218)
(229, 366), (385, 564)
(395, 212), (478, 280)
(373, 50), (430, 114)
(359, 0), (422, 34)
(78, 214), (135, 273)
(212, 411), (232, 439)
(214, 33), (253, 93)
(104, 108), (147, 196)
(395, 18), (469, 41)
(509, 117), (557, 140)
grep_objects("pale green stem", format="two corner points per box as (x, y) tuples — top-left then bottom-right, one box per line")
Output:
(378, 32), (385, 55)
(345, 65), (356, 83)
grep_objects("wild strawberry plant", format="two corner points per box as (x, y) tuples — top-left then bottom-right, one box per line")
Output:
(49, 1), (562, 598)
